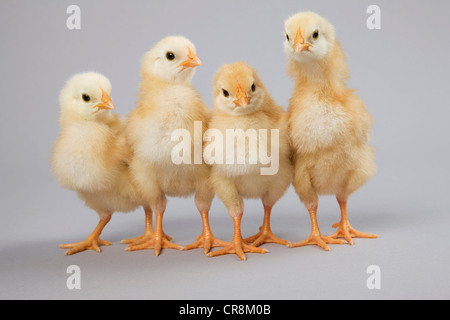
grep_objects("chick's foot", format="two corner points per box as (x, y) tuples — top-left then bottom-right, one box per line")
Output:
(290, 207), (345, 251)
(124, 213), (182, 256)
(60, 216), (112, 255)
(207, 215), (268, 261)
(245, 227), (290, 247)
(184, 233), (228, 255)
(244, 205), (290, 247)
(208, 237), (268, 261)
(124, 235), (182, 256)
(328, 221), (378, 245)
(60, 238), (111, 256)
(288, 232), (344, 251)
(121, 210), (172, 246)
(121, 232), (172, 246)
(184, 211), (227, 254)
(329, 198), (378, 245)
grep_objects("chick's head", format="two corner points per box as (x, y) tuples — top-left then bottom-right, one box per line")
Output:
(213, 61), (266, 116)
(141, 36), (202, 84)
(284, 12), (336, 63)
(59, 72), (115, 121)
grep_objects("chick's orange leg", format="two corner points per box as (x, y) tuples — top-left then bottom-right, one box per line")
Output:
(328, 197), (378, 245)
(60, 215), (112, 255)
(244, 205), (290, 247)
(289, 207), (345, 251)
(184, 211), (228, 255)
(208, 214), (268, 261)
(125, 212), (182, 256)
(121, 209), (172, 246)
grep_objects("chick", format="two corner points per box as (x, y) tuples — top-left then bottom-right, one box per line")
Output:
(206, 62), (292, 260)
(284, 12), (378, 250)
(125, 36), (226, 256)
(52, 72), (142, 255)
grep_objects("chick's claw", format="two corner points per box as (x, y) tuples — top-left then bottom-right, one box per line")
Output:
(328, 222), (378, 245)
(244, 206), (290, 247)
(60, 238), (111, 256)
(121, 232), (172, 246)
(125, 236), (183, 256)
(244, 227), (290, 247)
(329, 199), (378, 245)
(208, 237), (268, 261)
(184, 233), (228, 255)
(288, 232), (345, 251)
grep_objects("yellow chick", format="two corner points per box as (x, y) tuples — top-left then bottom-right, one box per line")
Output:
(284, 12), (378, 250)
(206, 62), (293, 260)
(52, 72), (142, 255)
(125, 36), (226, 256)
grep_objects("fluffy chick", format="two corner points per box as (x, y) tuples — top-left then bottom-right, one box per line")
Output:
(125, 36), (225, 256)
(52, 72), (142, 255)
(284, 12), (377, 250)
(206, 62), (293, 260)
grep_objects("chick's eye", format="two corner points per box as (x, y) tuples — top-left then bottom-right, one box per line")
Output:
(286, 33), (290, 41)
(82, 94), (90, 102)
(166, 52), (175, 60)
(251, 83), (256, 92)
(222, 89), (229, 97)
(312, 31), (319, 40)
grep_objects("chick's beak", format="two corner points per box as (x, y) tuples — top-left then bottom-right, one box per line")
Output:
(233, 83), (251, 108)
(293, 27), (311, 53)
(95, 89), (115, 110)
(179, 46), (202, 72)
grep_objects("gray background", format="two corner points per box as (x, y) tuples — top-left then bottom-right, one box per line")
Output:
(1, 0), (449, 300)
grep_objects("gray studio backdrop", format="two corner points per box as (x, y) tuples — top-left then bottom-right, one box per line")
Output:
(1, 0), (449, 300)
